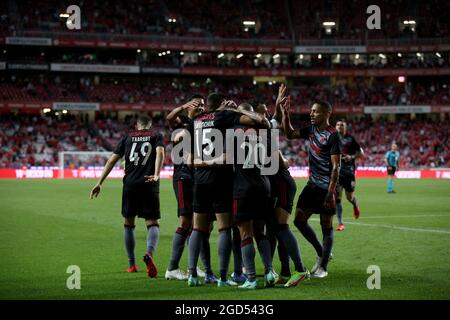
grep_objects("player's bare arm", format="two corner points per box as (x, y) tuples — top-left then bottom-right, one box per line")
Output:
(280, 96), (301, 139)
(90, 153), (122, 199)
(324, 154), (341, 209)
(237, 109), (270, 128)
(144, 146), (165, 182)
(167, 100), (200, 128)
(273, 83), (287, 124)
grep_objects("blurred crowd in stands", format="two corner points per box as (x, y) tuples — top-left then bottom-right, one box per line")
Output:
(1, 76), (449, 107)
(2, 0), (449, 40)
(0, 113), (448, 169)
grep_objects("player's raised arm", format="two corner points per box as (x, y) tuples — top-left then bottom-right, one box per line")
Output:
(145, 146), (165, 183)
(166, 100), (200, 128)
(273, 83), (287, 124)
(90, 153), (122, 199)
(280, 96), (301, 139)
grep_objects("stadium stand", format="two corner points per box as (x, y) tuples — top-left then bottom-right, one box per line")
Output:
(1, 113), (448, 169)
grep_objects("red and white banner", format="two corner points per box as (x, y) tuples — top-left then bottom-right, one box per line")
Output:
(0, 168), (448, 179)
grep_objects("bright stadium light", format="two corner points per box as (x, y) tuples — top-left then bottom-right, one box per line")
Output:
(436, 52), (442, 58)
(243, 20), (256, 26)
(62, 110), (68, 114)
(273, 54), (280, 59)
(43, 108), (51, 113)
(217, 53), (225, 58)
(236, 53), (243, 59)
(158, 53), (162, 57)
(166, 50), (171, 54)
(322, 21), (336, 26)
(59, 13), (70, 18)
(355, 54), (360, 59)
(137, 49), (141, 53)
(397, 53), (402, 57)
(244, 28), (249, 32)
(253, 80), (257, 85)
(398, 76), (406, 83)
(416, 52), (422, 57)
(299, 54), (303, 59)
(318, 54), (322, 59)
(256, 53), (262, 58)
(180, 51), (184, 55)
(198, 52), (202, 56)
(378, 53), (386, 59)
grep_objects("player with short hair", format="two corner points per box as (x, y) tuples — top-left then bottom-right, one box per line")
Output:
(165, 95), (217, 283)
(335, 120), (364, 231)
(281, 96), (341, 280)
(385, 143), (400, 193)
(90, 115), (165, 278)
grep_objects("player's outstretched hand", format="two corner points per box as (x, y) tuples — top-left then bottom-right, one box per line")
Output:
(276, 83), (287, 108)
(144, 175), (160, 182)
(182, 99), (200, 110)
(281, 95), (291, 113)
(90, 184), (101, 199)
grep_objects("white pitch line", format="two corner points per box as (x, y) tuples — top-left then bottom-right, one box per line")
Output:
(358, 214), (450, 219)
(310, 218), (450, 235)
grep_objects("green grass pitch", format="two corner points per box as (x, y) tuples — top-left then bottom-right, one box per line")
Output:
(0, 178), (449, 300)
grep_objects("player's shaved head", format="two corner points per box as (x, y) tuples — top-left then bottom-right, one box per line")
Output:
(314, 100), (332, 113)
(207, 92), (226, 111)
(136, 115), (152, 129)
(237, 103), (254, 112)
(310, 100), (332, 127)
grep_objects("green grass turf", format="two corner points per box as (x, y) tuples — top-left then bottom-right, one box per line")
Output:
(0, 178), (449, 300)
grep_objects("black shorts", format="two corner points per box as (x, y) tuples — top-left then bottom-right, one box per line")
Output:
(271, 174), (297, 214)
(338, 173), (356, 193)
(173, 178), (193, 217)
(296, 183), (336, 215)
(122, 186), (160, 220)
(387, 166), (396, 176)
(233, 196), (270, 222)
(193, 178), (233, 214)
